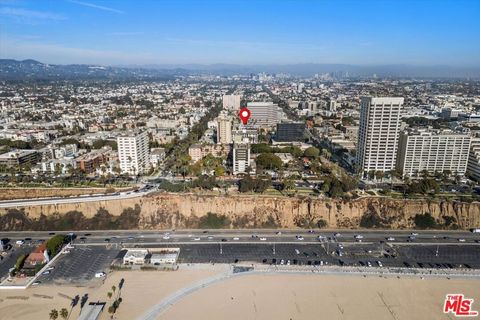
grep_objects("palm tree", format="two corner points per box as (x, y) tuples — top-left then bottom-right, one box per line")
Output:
(60, 308), (68, 320)
(49, 309), (59, 320)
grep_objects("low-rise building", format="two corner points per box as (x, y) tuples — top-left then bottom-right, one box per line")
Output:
(188, 144), (231, 163)
(150, 148), (166, 167)
(123, 249), (149, 265)
(75, 148), (110, 174)
(0, 149), (41, 167)
(275, 122), (306, 142)
(23, 243), (49, 275)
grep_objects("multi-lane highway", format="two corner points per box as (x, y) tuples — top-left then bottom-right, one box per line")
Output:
(2, 229), (480, 285)
(1, 229), (479, 245)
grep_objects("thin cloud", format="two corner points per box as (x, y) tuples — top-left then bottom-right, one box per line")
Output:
(0, 7), (66, 20)
(68, 0), (123, 14)
(107, 32), (144, 36)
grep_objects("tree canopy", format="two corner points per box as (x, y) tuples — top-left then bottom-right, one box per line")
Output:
(256, 153), (283, 170)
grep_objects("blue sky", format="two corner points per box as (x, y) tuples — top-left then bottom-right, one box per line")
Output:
(0, 0), (479, 66)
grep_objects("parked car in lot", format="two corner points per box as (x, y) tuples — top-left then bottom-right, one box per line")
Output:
(15, 240), (25, 245)
(95, 272), (106, 278)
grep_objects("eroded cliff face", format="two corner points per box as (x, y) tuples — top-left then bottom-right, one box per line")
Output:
(1, 193), (479, 230)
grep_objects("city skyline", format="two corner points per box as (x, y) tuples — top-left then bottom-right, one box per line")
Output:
(1, 0), (479, 66)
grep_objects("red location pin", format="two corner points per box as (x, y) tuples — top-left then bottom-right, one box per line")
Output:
(239, 107), (251, 125)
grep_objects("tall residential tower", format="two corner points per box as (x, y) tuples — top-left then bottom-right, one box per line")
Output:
(117, 130), (150, 175)
(356, 97), (404, 176)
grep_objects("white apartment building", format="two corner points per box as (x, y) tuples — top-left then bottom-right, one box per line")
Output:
(356, 97), (404, 176)
(217, 115), (232, 144)
(222, 94), (241, 110)
(232, 128), (258, 144)
(467, 138), (480, 181)
(233, 142), (251, 175)
(117, 130), (150, 175)
(396, 129), (471, 177)
(247, 102), (279, 127)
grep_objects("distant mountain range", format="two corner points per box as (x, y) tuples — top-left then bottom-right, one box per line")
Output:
(0, 59), (180, 81)
(1, 59), (479, 80)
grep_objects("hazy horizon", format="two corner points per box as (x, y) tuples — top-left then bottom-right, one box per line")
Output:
(1, 0), (479, 66)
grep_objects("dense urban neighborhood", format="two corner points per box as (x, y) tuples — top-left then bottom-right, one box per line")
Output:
(1, 64), (480, 206)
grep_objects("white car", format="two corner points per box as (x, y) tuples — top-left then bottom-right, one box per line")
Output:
(411, 232), (419, 236)
(232, 237), (240, 241)
(95, 272), (106, 278)
(259, 237), (267, 241)
(207, 236), (214, 240)
(387, 237), (395, 241)
(15, 240), (25, 245)
(162, 235), (170, 240)
(296, 236), (304, 241)
(354, 235), (363, 239)
(192, 237), (201, 241)
(295, 249), (300, 255)
(31, 281), (41, 286)
(458, 238), (466, 242)
(377, 261), (383, 267)
(334, 233), (341, 237)
(42, 270), (50, 275)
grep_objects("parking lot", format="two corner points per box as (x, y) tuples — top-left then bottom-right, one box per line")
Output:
(12, 241), (480, 286)
(0, 244), (34, 281)
(138, 242), (480, 269)
(396, 245), (480, 268)
(35, 246), (120, 285)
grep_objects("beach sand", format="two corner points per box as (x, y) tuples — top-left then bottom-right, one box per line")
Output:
(0, 266), (224, 320)
(160, 273), (480, 320)
(0, 267), (478, 320)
